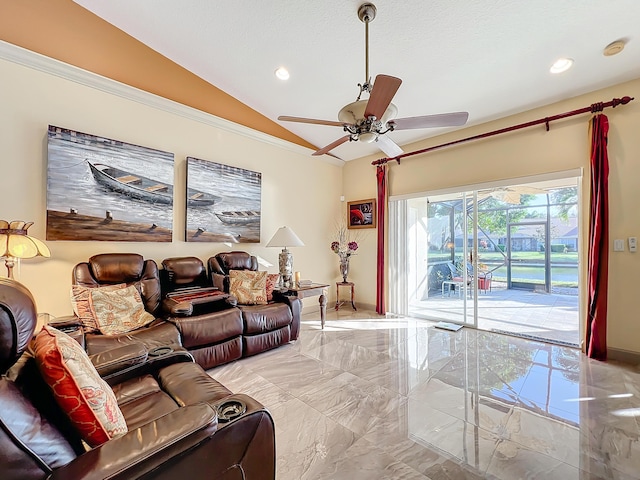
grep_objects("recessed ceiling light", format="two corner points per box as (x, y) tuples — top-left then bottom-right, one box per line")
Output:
(275, 67), (290, 80)
(550, 57), (574, 74)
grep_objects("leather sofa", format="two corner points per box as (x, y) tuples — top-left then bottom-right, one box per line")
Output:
(0, 278), (276, 479)
(208, 251), (301, 356)
(69, 253), (300, 371)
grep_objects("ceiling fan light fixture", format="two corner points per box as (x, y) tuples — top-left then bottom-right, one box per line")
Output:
(549, 57), (573, 74)
(359, 131), (378, 143)
(274, 67), (290, 80)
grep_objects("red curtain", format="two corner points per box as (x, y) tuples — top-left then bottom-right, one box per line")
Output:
(376, 165), (387, 314)
(586, 113), (609, 360)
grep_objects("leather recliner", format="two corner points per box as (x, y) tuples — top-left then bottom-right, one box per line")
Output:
(71, 253), (184, 356)
(208, 251), (302, 357)
(0, 278), (276, 479)
(160, 256), (245, 369)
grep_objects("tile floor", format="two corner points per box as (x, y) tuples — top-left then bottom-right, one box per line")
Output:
(207, 309), (640, 479)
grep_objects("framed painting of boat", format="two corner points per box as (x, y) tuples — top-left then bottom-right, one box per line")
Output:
(46, 125), (175, 241)
(186, 157), (261, 243)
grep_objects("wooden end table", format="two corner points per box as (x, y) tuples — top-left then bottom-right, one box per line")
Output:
(335, 282), (356, 311)
(284, 283), (330, 329)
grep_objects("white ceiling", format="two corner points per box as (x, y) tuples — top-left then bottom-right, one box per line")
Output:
(74, 0), (640, 161)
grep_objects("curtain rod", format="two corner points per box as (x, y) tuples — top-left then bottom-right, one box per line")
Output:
(372, 96), (634, 166)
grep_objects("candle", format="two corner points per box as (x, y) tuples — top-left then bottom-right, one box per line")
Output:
(294, 271), (301, 284)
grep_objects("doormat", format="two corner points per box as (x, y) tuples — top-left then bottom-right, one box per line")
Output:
(434, 322), (464, 332)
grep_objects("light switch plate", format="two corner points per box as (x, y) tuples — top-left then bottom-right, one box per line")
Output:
(614, 239), (625, 251)
(629, 237), (637, 252)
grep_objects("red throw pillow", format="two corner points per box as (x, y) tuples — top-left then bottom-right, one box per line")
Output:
(32, 325), (128, 447)
(266, 273), (280, 302)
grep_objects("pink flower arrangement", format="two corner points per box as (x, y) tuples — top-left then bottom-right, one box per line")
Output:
(330, 239), (358, 258)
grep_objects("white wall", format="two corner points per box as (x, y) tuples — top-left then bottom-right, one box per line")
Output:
(0, 50), (343, 316)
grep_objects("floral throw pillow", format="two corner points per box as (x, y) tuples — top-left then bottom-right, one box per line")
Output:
(32, 325), (128, 447)
(90, 285), (155, 335)
(70, 284), (126, 332)
(229, 270), (268, 305)
(265, 273), (280, 302)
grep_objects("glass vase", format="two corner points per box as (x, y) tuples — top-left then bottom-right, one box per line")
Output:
(339, 255), (350, 283)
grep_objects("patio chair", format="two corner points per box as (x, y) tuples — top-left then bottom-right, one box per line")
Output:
(442, 262), (471, 297)
(445, 261), (492, 295)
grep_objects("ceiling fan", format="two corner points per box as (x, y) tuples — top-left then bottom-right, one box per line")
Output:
(278, 3), (469, 158)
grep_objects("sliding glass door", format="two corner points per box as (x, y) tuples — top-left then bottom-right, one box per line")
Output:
(390, 172), (581, 346)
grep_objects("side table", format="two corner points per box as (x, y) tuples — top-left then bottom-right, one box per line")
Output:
(284, 283), (330, 329)
(335, 282), (356, 311)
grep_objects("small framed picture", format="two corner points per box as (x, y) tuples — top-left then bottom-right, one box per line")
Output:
(347, 198), (376, 229)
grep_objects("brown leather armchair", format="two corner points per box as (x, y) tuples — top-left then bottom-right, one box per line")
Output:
(208, 251), (302, 356)
(0, 278), (276, 480)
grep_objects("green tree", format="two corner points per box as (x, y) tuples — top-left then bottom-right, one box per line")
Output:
(550, 187), (577, 221)
(475, 195), (538, 237)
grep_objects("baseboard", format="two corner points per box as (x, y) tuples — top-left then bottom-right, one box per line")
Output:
(608, 347), (640, 365)
(300, 300), (378, 316)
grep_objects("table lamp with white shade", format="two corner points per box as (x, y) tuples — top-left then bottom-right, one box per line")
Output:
(266, 226), (304, 288)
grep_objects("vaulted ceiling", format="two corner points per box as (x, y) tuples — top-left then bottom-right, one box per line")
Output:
(3, 0), (640, 161)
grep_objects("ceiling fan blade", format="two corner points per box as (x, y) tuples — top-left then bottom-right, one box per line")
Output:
(390, 112), (469, 130)
(376, 135), (403, 158)
(364, 74), (402, 120)
(312, 135), (351, 156)
(278, 115), (347, 127)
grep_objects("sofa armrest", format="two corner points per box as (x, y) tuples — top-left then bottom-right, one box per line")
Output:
(47, 314), (82, 329)
(90, 342), (149, 377)
(49, 403), (218, 480)
(273, 293), (302, 340)
(162, 297), (193, 316)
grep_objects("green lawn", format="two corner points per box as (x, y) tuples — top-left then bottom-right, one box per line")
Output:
(427, 251), (578, 264)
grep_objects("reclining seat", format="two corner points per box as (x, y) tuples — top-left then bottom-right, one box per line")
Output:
(208, 251), (301, 357)
(72, 253), (182, 355)
(161, 256), (245, 369)
(0, 278), (276, 479)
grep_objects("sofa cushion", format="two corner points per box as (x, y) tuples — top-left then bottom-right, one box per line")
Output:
(240, 303), (293, 334)
(70, 283), (126, 332)
(32, 325), (128, 447)
(112, 375), (179, 430)
(90, 285), (155, 335)
(229, 270), (267, 305)
(174, 308), (243, 349)
(0, 379), (77, 470)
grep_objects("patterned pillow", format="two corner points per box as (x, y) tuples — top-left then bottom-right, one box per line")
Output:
(32, 325), (128, 447)
(90, 285), (155, 335)
(70, 284), (126, 332)
(229, 270), (268, 305)
(265, 273), (280, 302)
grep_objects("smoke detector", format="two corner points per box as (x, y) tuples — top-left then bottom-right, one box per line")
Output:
(604, 40), (625, 57)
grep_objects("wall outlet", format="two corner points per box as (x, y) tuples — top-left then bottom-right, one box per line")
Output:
(614, 239), (625, 252)
(629, 237), (637, 252)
